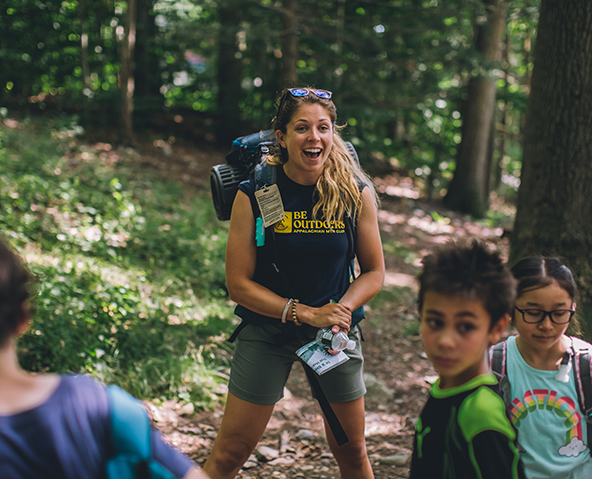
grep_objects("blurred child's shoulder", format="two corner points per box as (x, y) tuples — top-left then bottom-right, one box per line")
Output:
(458, 376), (514, 439)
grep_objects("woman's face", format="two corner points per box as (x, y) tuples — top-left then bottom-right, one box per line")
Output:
(276, 103), (333, 183)
(514, 281), (574, 354)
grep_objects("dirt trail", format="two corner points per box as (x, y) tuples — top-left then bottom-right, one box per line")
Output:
(136, 139), (511, 478)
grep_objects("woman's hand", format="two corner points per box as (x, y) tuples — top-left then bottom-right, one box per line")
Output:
(296, 301), (352, 331)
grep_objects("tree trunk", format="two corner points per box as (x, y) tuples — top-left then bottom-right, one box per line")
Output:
(216, 0), (243, 144)
(509, 0), (592, 336)
(120, 0), (137, 143)
(280, 0), (298, 88)
(79, 0), (91, 124)
(135, 0), (159, 98)
(443, 0), (508, 218)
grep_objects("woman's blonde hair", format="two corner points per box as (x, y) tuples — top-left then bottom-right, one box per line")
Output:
(270, 87), (378, 223)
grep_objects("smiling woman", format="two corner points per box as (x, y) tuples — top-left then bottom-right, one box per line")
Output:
(276, 102), (333, 185)
(202, 88), (385, 479)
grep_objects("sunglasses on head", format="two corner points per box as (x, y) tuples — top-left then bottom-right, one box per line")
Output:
(287, 88), (333, 100)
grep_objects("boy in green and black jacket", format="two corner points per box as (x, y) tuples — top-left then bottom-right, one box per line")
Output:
(410, 240), (525, 479)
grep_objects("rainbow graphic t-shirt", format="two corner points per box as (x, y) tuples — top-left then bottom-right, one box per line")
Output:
(505, 335), (592, 479)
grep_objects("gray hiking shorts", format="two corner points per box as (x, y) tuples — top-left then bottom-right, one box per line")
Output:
(228, 322), (366, 404)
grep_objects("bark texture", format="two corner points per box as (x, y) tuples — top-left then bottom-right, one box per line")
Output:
(443, 0), (508, 218)
(510, 0), (592, 335)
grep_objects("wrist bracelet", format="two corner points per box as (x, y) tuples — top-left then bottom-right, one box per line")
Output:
(291, 299), (302, 326)
(281, 299), (293, 324)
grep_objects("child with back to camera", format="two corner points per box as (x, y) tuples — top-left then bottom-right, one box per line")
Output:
(489, 256), (592, 478)
(410, 240), (525, 479)
(0, 238), (209, 479)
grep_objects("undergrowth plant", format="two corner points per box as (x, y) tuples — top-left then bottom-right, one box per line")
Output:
(0, 116), (234, 408)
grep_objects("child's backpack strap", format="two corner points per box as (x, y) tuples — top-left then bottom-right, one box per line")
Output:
(489, 340), (511, 407)
(570, 337), (592, 455)
(106, 385), (177, 479)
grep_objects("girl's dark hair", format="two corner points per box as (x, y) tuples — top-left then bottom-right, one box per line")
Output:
(510, 256), (580, 334)
(0, 239), (31, 346)
(511, 256), (578, 301)
(417, 239), (517, 328)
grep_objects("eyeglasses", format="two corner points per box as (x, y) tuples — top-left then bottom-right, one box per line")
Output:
(287, 88), (333, 100)
(514, 305), (575, 324)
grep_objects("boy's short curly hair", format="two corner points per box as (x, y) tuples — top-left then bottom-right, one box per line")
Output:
(0, 239), (31, 346)
(417, 239), (517, 328)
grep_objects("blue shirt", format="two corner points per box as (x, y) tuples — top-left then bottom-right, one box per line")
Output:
(0, 375), (193, 479)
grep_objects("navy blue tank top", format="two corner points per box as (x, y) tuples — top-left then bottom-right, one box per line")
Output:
(236, 166), (358, 325)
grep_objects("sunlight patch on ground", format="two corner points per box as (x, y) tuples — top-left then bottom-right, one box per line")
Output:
(383, 272), (417, 290)
(365, 412), (407, 436)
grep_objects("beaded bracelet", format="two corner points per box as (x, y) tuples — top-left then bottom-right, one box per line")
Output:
(281, 298), (293, 324)
(291, 299), (302, 326)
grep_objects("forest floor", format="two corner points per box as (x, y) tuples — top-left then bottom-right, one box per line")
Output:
(127, 135), (514, 479)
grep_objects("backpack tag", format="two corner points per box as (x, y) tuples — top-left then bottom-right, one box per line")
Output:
(254, 184), (285, 227)
(255, 217), (265, 247)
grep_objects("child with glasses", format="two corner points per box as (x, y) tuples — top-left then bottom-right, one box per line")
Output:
(203, 87), (384, 478)
(490, 256), (592, 479)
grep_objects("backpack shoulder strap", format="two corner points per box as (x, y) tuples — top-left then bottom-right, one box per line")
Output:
(253, 159), (277, 190)
(106, 385), (151, 478)
(107, 385), (151, 459)
(490, 340), (506, 377)
(489, 341), (511, 408)
(570, 337), (592, 424)
(106, 386), (178, 479)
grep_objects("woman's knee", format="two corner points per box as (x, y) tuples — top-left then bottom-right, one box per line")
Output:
(209, 437), (256, 472)
(331, 438), (369, 468)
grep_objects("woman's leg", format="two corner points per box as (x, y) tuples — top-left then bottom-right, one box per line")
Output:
(323, 396), (374, 479)
(203, 392), (275, 479)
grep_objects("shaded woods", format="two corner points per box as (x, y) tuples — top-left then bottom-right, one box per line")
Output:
(1, 2), (592, 476)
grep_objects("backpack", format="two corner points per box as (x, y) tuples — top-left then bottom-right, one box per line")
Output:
(105, 385), (179, 479)
(489, 337), (592, 456)
(210, 129), (361, 223)
(210, 130), (277, 222)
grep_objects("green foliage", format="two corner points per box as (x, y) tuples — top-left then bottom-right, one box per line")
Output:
(366, 286), (419, 337)
(0, 0), (536, 203)
(0, 117), (234, 406)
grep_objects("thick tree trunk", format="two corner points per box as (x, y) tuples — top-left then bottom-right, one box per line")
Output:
(280, 0), (298, 88)
(120, 0), (137, 143)
(216, 0), (243, 144)
(509, 0), (592, 335)
(443, 0), (508, 218)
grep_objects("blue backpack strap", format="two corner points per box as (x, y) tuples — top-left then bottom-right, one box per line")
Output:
(106, 385), (177, 479)
(570, 337), (592, 456)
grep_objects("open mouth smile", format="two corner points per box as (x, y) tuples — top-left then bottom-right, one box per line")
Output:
(304, 148), (322, 159)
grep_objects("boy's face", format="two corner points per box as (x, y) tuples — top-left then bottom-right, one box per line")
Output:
(420, 290), (509, 389)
